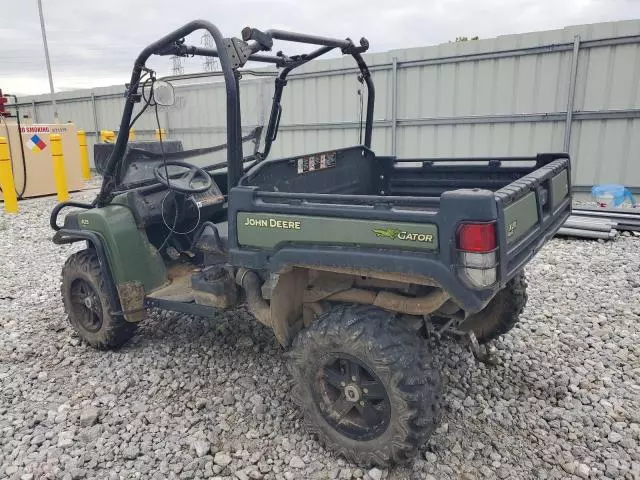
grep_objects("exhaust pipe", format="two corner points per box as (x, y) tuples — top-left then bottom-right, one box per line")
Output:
(328, 288), (450, 316)
(236, 268), (271, 327)
(238, 268), (451, 324)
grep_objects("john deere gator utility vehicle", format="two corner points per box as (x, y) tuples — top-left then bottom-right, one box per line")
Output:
(51, 20), (572, 466)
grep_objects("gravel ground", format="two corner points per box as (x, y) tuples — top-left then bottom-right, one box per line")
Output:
(1, 189), (639, 480)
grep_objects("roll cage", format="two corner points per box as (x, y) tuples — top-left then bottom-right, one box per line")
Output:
(96, 20), (374, 206)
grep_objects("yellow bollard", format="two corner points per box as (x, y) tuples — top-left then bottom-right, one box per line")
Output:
(155, 128), (166, 141)
(100, 130), (115, 143)
(50, 134), (69, 202)
(0, 136), (19, 214)
(77, 130), (91, 180)
(129, 129), (136, 141)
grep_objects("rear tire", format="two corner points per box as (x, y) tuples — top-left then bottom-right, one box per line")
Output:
(460, 270), (528, 343)
(288, 304), (441, 467)
(61, 249), (136, 350)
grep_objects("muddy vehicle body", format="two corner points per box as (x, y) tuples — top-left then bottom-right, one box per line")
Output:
(51, 21), (572, 465)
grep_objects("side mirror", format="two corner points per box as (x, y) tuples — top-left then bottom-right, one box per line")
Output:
(153, 81), (175, 106)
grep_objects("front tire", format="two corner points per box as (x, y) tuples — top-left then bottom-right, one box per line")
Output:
(288, 304), (441, 467)
(61, 249), (136, 350)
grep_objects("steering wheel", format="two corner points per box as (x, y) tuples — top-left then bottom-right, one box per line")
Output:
(153, 161), (213, 194)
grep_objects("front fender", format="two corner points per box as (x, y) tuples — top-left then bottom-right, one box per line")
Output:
(53, 228), (123, 317)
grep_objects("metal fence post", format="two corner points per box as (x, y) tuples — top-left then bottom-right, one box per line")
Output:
(31, 99), (38, 123)
(564, 35), (581, 153)
(259, 78), (267, 126)
(90, 92), (99, 137)
(391, 56), (398, 156)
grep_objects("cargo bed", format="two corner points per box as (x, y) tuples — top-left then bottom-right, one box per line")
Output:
(228, 146), (571, 313)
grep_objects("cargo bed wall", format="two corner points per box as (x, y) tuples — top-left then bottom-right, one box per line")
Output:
(243, 149), (546, 199)
(495, 156), (572, 280)
(388, 161), (541, 197)
(242, 146), (382, 195)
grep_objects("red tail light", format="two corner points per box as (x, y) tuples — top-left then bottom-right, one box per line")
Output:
(0, 90), (7, 117)
(457, 222), (496, 252)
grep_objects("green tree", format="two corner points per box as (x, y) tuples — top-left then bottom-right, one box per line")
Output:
(452, 36), (479, 42)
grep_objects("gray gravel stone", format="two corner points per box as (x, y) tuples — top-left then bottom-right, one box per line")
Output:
(234, 470), (250, 480)
(608, 431), (623, 443)
(575, 463), (590, 478)
(214, 452), (232, 467)
(57, 431), (74, 448)
(192, 439), (210, 457)
(236, 335), (254, 348)
(122, 445), (140, 460)
(561, 462), (576, 475)
(367, 468), (383, 480)
(289, 456), (305, 469)
(223, 389), (235, 406)
(79, 407), (100, 427)
(70, 468), (86, 479)
(424, 452), (437, 463)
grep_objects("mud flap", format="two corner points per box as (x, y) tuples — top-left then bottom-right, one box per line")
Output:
(116, 281), (147, 322)
(270, 268), (307, 346)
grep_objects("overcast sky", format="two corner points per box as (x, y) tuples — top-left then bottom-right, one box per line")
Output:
(1, 0), (639, 95)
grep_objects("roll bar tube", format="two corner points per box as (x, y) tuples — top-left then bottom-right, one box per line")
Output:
(261, 48), (374, 159)
(266, 29), (353, 49)
(352, 52), (375, 148)
(95, 22), (374, 205)
(166, 45), (286, 66)
(97, 20), (244, 205)
(262, 46), (334, 159)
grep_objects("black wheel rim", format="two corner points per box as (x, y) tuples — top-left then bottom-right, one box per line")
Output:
(314, 353), (391, 441)
(69, 278), (103, 332)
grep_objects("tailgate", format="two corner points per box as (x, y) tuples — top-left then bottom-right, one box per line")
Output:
(495, 154), (571, 284)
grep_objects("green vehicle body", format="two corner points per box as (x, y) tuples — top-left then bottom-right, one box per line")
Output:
(551, 170), (570, 209)
(236, 212), (439, 251)
(76, 206), (167, 291)
(504, 192), (538, 245)
(54, 151), (571, 320)
(504, 170), (570, 245)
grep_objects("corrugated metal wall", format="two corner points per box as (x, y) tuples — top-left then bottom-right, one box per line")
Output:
(10, 19), (640, 190)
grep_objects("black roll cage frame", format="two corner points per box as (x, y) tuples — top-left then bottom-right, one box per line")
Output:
(97, 20), (374, 206)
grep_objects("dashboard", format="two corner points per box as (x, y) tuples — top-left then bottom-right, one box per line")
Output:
(114, 176), (226, 229)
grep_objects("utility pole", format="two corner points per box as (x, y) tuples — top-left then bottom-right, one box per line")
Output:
(171, 55), (184, 76)
(37, 0), (58, 123)
(201, 32), (218, 72)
